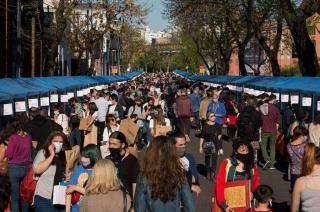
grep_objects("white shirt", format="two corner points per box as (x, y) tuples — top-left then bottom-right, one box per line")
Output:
(108, 104), (117, 114)
(94, 97), (109, 122)
(149, 118), (171, 129)
(101, 125), (119, 158)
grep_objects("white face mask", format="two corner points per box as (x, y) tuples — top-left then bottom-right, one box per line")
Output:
(81, 157), (91, 168)
(54, 111), (59, 116)
(53, 142), (63, 153)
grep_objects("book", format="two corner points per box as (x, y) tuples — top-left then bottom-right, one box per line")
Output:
(212, 180), (250, 212)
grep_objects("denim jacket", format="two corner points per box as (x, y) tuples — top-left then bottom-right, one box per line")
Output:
(133, 175), (196, 212)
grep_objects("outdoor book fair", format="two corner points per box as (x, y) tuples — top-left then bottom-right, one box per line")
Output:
(1, 69), (320, 212)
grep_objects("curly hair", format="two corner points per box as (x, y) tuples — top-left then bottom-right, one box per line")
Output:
(140, 136), (185, 202)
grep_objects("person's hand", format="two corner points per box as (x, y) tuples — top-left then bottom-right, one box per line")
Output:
(191, 185), (201, 196)
(190, 117), (194, 122)
(48, 144), (55, 157)
(226, 118), (230, 123)
(225, 207), (234, 212)
(199, 147), (203, 154)
(65, 172), (72, 182)
(66, 185), (76, 194)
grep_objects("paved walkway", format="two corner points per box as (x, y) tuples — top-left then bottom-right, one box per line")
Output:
(187, 129), (291, 212)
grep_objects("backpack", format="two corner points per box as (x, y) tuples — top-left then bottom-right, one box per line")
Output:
(20, 165), (37, 204)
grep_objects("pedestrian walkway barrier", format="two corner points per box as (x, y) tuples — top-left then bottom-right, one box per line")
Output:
(174, 69), (320, 120)
(0, 70), (143, 116)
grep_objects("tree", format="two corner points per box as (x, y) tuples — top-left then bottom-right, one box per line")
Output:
(280, 0), (320, 76)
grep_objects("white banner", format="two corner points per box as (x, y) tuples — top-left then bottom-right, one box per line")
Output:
(28, 98), (39, 108)
(50, 94), (59, 103)
(60, 95), (69, 103)
(291, 95), (299, 104)
(15, 101), (26, 112)
(281, 94), (289, 103)
(302, 97), (312, 107)
(3, 104), (13, 115)
(76, 90), (83, 97)
(318, 101), (320, 111)
(40, 97), (50, 106)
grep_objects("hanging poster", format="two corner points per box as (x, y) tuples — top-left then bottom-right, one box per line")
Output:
(291, 95), (299, 104)
(77, 90), (83, 97)
(281, 94), (289, 103)
(317, 101), (320, 111)
(302, 97), (312, 107)
(60, 95), (69, 103)
(50, 94), (59, 103)
(40, 97), (50, 106)
(3, 104), (13, 115)
(28, 99), (39, 108)
(15, 101), (26, 112)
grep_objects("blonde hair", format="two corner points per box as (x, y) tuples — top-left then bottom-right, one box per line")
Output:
(302, 143), (320, 176)
(85, 159), (120, 195)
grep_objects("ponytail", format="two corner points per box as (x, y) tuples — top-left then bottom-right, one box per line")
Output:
(302, 143), (320, 176)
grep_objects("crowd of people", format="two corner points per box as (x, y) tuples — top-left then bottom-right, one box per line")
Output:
(0, 72), (320, 212)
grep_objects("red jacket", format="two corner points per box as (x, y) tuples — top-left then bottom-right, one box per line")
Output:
(215, 157), (260, 210)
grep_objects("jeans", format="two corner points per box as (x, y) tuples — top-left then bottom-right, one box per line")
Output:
(34, 195), (65, 212)
(8, 163), (29, 212)
(261, 132), (277, 165)
(193, 112), (200, 130)
(69, 127), (81, 147)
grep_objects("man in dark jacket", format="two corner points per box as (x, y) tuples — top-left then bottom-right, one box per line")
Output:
(237, 97), (262, 142)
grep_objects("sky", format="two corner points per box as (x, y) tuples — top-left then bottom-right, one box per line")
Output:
(139, 0), (169, 32)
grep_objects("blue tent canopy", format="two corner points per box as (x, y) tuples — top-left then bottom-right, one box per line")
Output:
(0, 70), (143, 101)
(174, 70), (320, 95)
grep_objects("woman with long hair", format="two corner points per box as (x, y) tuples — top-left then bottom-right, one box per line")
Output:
(149, 106), (171, 138)
(214, 139), (260, 212)
(101, 114), (119, 158)
(33, 131), (71, 212)
(287, 126), (308, 189)
(79, 159), (131, 212)
(291, 143), (320, 212)
(66, 144), (101, 212)
(5, 118), (32, 212)
(83, 102), (98, 147)
(134, 136), (195, 212)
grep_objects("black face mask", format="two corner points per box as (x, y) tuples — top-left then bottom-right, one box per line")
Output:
(109, 148), (124, 163)
(236, 153), (254, 171)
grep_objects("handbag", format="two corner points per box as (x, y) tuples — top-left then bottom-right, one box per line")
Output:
(203, 141), (216, 155)
(20, 165), (37, 204)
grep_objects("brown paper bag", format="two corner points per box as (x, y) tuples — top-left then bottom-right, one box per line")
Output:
(65, 145), (80, 173)
(119, 118), (139, 145)
(154, 125), (172, 137)
(79, 116), (94, 131)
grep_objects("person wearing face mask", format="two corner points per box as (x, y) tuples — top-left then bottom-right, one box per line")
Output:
(66, 144), (102, 212)
(171, 132), (201, 196)
(199, 112), (221, 181)
(213, 139), (260, 212)
(249, 185), (274, 212)
(287, 126), (308, 190)
(107, 131), (140, 198)
(207, 92), (226, 155)
(149, 106), (171, 139)
(33, 131), (71, 212)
